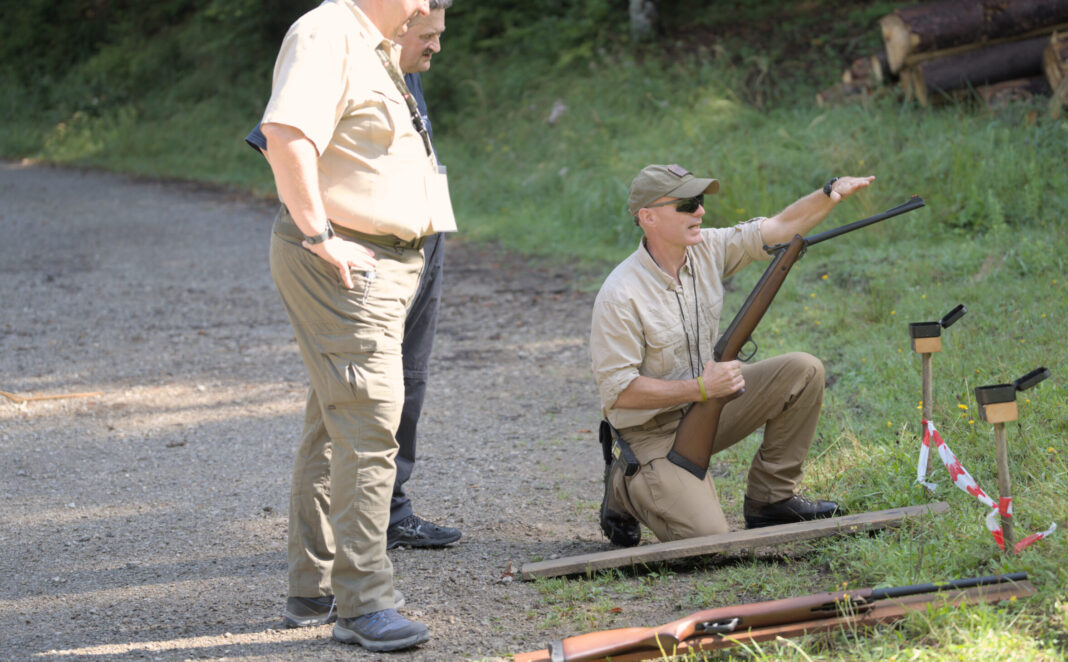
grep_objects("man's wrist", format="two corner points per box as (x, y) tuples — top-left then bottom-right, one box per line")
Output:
(823, 177), (840, 198)
(303, 221), (335, 245)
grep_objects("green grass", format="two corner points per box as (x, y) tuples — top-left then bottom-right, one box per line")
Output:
(3, 3), (1067, 658)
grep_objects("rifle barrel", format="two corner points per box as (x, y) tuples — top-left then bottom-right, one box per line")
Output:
(872, 571), (1027, 601)
(765, 195), (926, 254)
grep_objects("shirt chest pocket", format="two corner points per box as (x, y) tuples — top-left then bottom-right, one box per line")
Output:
(643, 320), (687, 377)
(339, 89), (404, 154)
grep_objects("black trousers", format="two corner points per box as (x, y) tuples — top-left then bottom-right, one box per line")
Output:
(390, 232), (444, 526)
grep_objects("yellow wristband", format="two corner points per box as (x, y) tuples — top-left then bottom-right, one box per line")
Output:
(697, 376), (708, 402)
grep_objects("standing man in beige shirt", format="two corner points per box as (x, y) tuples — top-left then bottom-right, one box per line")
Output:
(257, 0), (454, 652)
(590, 164), (872, 546)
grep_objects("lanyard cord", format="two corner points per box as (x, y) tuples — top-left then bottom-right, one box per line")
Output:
(374, 45), (434, 158)
(673, 266), (703, 379)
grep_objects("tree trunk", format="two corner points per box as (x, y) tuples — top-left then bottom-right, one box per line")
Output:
(1048, 32), (1068, 114)
(913, 36), (1048, 105)
(881, 0), (1068, 73)
(629, 0), (658, 41)
(970, 75), (1052, 105)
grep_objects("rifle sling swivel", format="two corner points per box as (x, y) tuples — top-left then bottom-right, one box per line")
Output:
(697, 617), (740, 634)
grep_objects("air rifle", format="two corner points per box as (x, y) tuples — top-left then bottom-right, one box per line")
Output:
(541, 572), (1026, 662)
(669, 195), (926, 477)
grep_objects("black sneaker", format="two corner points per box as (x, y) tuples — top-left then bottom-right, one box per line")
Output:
(284, 591), (405, 628)
(387, 514), (462, 549)
(599, 462), (641, 547)
(333, 609), (430, 652)
(743, 494), (841, 529)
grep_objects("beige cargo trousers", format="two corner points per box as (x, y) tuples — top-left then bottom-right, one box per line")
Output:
(612, 352), (825, 542)
(269, 207), (423, 618)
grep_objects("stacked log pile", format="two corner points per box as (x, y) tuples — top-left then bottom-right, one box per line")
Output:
(1047, 30), (1068, 114)
(818, 0), (1068, 112)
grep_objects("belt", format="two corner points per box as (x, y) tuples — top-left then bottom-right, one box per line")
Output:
(627, 408), (686, 432)
(333, 225), (426, 251)
(278, 205), (426, 250)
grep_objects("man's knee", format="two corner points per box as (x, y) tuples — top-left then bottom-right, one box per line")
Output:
(786, 352), (824, 392)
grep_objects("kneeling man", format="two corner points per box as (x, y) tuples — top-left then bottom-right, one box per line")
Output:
(589, 164), (873, 545)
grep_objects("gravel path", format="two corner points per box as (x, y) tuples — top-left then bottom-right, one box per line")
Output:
(0, 162), (690, 660)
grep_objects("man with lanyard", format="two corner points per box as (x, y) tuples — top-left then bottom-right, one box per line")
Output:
(255, 0), (454, 652)
(247, 0), (461, 556)
(590, 164), (872, 546)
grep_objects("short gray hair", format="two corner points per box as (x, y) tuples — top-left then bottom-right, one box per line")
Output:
(429, 0), (452, 8)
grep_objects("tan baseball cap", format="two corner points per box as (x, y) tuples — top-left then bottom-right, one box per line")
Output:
(627, 164), (720, 217)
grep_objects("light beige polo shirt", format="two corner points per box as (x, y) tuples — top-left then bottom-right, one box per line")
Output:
(590, 219), (771, 430)
(262, 0), (437, 240)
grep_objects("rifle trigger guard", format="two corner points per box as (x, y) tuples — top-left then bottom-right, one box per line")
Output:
(738, 337), (758, 362)
(698, 617), (740, 634)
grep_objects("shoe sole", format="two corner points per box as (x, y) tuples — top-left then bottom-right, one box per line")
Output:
(744, 511), (841, 529)
(386, 533), (462, 550)
(332, 624), (430, 651)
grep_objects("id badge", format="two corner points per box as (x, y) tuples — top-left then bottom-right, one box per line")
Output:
(426, 164), (457, 233)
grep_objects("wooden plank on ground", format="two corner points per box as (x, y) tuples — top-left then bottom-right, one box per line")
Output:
(521, 502), (949, 580)
(514, 579), (1035, 662)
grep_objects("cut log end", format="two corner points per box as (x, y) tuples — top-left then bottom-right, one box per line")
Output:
(880, 13), (913, 73)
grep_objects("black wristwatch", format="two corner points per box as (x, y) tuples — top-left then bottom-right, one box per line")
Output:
(823, 177), (840, 197)
(304, 222), (335, 245)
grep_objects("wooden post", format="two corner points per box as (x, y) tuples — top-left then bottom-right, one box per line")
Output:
(993, 422), (1014, 551)
(921, 352), (934, 474)
(910, 321), (943, 479)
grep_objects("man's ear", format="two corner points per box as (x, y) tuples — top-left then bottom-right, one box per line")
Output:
(636, 208), (654, 229)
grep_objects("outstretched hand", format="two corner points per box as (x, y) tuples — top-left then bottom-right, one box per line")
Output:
(827, 175), (875, 202)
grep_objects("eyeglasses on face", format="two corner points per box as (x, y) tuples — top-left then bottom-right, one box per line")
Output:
(646, 194), (704, 214)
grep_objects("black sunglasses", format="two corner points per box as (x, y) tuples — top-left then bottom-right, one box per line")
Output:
(647, 194), (704, 214)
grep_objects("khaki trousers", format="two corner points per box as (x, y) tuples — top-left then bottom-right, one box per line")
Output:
(613, 352), (825, 542)
(269, 207), (423, 618)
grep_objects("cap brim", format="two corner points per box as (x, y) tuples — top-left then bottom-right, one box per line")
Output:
(669, 177), (719, 198)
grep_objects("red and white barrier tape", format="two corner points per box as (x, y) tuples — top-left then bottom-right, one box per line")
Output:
(916, 419), (1056, 552)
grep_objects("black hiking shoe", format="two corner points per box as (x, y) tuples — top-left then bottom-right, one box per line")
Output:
(599, 462), (641, 547)
(743, 494), (841, 529)
(387, 514), (462, 549)
(333, 609), (430, 651)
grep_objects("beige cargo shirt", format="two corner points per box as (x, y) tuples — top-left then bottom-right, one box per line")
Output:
(262, 0), (439, 240)
(590, 219), (771, 430)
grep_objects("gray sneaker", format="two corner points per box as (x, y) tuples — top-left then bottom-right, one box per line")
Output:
(333, 609), (429, 651)
(283, 591), (405, 628)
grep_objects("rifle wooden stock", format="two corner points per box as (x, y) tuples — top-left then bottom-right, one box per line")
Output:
(546, 572), (1025, 662)
(670, 196), (926, 474)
